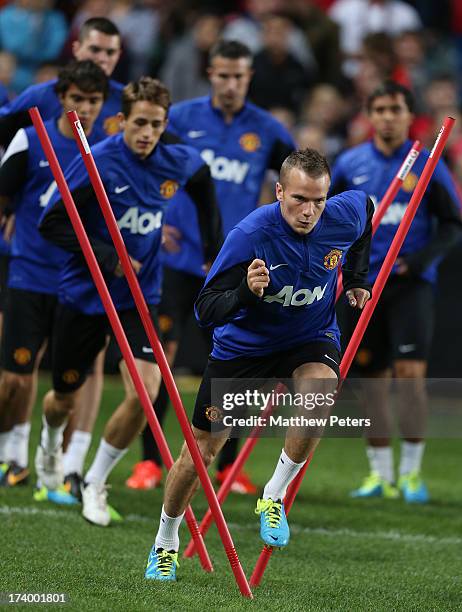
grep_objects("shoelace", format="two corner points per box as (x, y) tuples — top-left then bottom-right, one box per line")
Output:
(255, 499), (282, 528)
(155, 550), (179, 576)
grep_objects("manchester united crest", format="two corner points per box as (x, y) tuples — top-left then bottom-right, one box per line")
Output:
(402, 172), (418, 192)
(323, 249), (343, 270)
(62, 369), (80, 385)
(103, 115), (121, 135)
(13, 347), (31, 365)
(205, 406), (224, 423)
(160, 180), (179, 199)
(239, 132), (261, 152)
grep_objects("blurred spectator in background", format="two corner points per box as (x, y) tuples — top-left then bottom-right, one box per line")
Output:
(249, 12), (314, 115)
(223, 0), (316, 72)
(300, 84), (348, 160)
(295, 122), (327, 155)
(109, 0), (159, 80)
(288, 0), (342, 85)
(394, 30), (431, 112)
(0, 51), (16, 105)
(161, 12), (223, 102)
(329, 0), (421, 76)
(34, 61), (60, 85)
(0, 0), (68, 93)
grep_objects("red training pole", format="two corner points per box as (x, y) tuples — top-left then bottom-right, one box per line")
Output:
(63, 110), (252, 598)
(250, 117), (455, 588)
(335, 140), (422, 301)
(186, 140), (424, 558)
(29, 107), (213, 574)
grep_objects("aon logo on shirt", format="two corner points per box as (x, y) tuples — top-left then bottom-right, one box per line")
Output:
(201, 149), (249, 184)
(264, 284), (327, 306)
(117, 207), (162, 234)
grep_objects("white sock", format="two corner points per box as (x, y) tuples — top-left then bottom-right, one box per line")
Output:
(40, 414), (66, 453)
(366, 446), (394, 483)
(6, 422), (31, 466)
(399, 441), (425, 476)
(263, 448), (306, 501)
(0, 430), (11, 461)
(63, 430), (92, 476)
(154, 506), (184, 552)
(85, 439), (127, 486)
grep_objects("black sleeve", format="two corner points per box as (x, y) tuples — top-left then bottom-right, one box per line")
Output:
(184, 163), (223, 262)
(195, 262), (261, 327)
(39, 185), (120, 274)
(342, 196), (374, 294)
(267, 138), (295, 172)
(401, 180), (462, 276)
(0, 149), (28, 207)
(0, 111), (32, 148)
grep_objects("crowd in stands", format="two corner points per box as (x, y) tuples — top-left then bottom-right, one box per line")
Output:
(0, 0), (461, 181)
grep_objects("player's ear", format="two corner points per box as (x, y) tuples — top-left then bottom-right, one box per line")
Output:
(117, 112), (126, 129)
(72, 39), (80, 58)
(275, 181), (283, 202)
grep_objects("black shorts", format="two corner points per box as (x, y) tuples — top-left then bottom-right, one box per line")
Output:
(158, 266), (207, 343)
(337, 276), (434, 373)
(0, 287), (57, 374)
(0, 255), (9, 313)
(52, 303), (160, 393)
(192, 340), (341, 432)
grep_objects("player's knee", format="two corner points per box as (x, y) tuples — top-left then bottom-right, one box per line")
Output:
(44, 389), (76, 415)
(394, 361), (426, 379)
(0, 371), (32, 400)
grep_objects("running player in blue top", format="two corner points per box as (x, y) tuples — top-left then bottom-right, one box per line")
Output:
(0, 61), (108, 489)
(331, 81), (462, 503)
(145, 148), (373, 581)
(128, 40), (296, 494)
(0, 18), (123, 147)
(37, 77), (221, 526)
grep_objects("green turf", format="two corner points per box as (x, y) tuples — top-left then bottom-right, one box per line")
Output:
(1, 377), (461, 611)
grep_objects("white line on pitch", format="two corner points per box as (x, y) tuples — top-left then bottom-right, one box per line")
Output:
(1, 505), (460, 547)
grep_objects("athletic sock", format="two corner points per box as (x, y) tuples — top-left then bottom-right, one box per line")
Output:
(154, 505), (184, 552)
(40, 414), (66, 453)
(366, 446), (394, 483)
(85, 439), (128, 486)
(7, 422), (31, 467)
(0, 430), (11, 461)
(142, 381), (170, 464)
(263, 448), (306, 501)
(399, 441), (425, 476)
(63, 430), (92, 476)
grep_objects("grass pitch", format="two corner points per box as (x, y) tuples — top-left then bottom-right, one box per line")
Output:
(1, 376), (461, 611)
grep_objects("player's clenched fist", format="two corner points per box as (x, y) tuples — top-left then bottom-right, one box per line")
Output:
(247, 258), (270, 297)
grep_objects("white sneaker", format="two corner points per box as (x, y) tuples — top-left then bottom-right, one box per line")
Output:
(35, 445), (64, 490)
(82, 482), (111, 526)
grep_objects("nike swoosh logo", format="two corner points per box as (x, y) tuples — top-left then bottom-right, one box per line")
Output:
(398, 344), (416, 353)
(142, 346), (153, 354)
(187, 130), (206, 138)
(39, 160), (49, 167)
(269, 264), (288, 270)
(115, 185), (130, 194)
(269, 535), (278, 541)
(352, 174), (369, 185)
(324, 354), (338, 366)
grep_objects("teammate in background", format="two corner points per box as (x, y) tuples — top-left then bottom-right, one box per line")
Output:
(0, 18), (123, 496)
(145, 148), (373, 580)
(126, 39), (296, 494)
(0, 61), (108, 488)
(38, 77), (221, 526)
(0, 17), (123, 147)
(331, 81), (462, 503)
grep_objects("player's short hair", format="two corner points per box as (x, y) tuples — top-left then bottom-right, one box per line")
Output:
(280, 148), (331, 185)
(121, 77), (171, 117)
(209, 39), (253, 64)
(79, 17), (121, 42)
(54, 60), (109, 99)
(367, 81), (415, 113)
